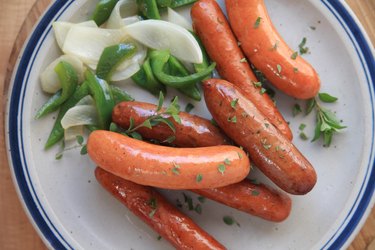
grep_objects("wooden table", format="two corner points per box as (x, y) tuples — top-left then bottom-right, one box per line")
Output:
(0, 0), (374, 249)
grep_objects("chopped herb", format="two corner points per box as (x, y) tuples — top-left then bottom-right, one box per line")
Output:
(293, 67), (299, 73)
(210, 118), (218, 127)
(250, 178), (260, 185)
(271, 40), (279, 50)
(291, 51), (298, 60)
(253, 81), (262, 88)
(130, 131), (143, 140)
(55, 152), (63, 160)
(300, 132), (309, 141)
(254, 17), (262, 28)
(223, 215), (240, 227)
(298, 37), (309, 55)
(194, 204), (202, 214)
(157, 236), (162, 241)
(252, 189), (260, 196)
(261, 138), (272, 150)
(264, 123), (270, 128)
(183, 193), (194, 210)
(196, 174), (203, 183)
(237, 152), (243, 159)
(240, 58), (247, 63)
(299, 123), (306, 131)
(260, 88), (267, 95)
(224, 158), (231, 165)
(197, 196), (206, 203)
(231, 99), (239, 109)
(293, 103), (302, 116)
(163, 135), (176, 144)
(318, 93), (338, 103)
(218, 164), (226, 175)
(148, 197), (158, 218)
(276, 64), (282, 74)
(185, 103), (195, 113)
(76, 135), (84, 145)
(228, 116), (237, 123)
(172, 164), (181, 175)
(237, 41), (242, 46)
(80, 145), (87, 155)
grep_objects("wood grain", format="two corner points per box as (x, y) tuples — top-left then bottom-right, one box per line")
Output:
(0, 0), (374, 249)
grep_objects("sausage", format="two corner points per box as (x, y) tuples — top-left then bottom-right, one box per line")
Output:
(192, 180), (291, 222)
(87, 130), (250, 189)
(112, 101), (229, 147)
(112, 105), (291, 221)
(191, 0), (292, 140)
(225, 0), (320, 99)
(95, 167), (226, 250)
(203, 79), (317, 195)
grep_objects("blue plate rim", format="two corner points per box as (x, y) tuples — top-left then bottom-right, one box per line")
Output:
(4, 0), (375, 249)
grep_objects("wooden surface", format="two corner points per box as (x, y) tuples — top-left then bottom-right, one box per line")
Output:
(0, 0), (374, 249)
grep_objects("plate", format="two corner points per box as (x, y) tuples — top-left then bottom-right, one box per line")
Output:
(5, 0), (375, 249)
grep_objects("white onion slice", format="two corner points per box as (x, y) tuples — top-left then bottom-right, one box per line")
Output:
(64, 126), (84, 141)
(40, 55), (84, 94)
(61, 96), (98, 129)
(53, 21), (97, 50)
(111, 63), (140, 82)
(62, 26), (129, 69)
(126, 20), (203, 64)
(167, 8), (192, 31)
(106, 0), (138, 29)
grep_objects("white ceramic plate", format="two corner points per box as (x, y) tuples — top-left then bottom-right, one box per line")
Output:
(5, 0), (375, 249)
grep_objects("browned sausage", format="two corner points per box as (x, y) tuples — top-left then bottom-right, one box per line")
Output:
(203, 78), (317, 195)
(191, 0), (292, 140)
(225, 0), (320, 99)
(87, 130), (250, 190)
(95, 167), (226, 250)
(112, 101), (229, 147)
(192, 180), (291, 222)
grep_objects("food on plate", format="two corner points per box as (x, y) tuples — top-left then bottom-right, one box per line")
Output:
(192, 180), (291, 222)
(203, 79), (317, 195)
(225, 0), (320, 99)
(191, 0), (292, 140)
(87, 130), (250, 189)
(112, 101), (229, 147)
(95, 167), (226, 250)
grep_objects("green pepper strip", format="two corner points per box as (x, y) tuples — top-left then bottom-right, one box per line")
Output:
(191, 32), (211, 78)
(92, 0), (119, 26)
(110, 86), (135, 103)
(85, 70), (115, 130)
(170, 0), (197, 8)
(96, 43), (137, 83)
(156, 0), (172, 8)
(137, 0), (161, 19)
(150, 50), (216, 89)
(44, 82), (89, 149)
(35, 61), (78, 119)
(131, 56), (166, 96)
(167, 56), (201, 101)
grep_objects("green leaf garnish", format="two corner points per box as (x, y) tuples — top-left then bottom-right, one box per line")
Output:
(254, 17), (262, 28)
(318, 93), (338, 103)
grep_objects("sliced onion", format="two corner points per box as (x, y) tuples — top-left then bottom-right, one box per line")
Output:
(122, 16), (141, 26)
(167, 8), (192, 31)
(53, 21), (97, 50)
(126, 20), (202, 63)
(61, 96), (98, 129)
(40, 55), (84, 94)
(106, 0), (138, 29)
(62, 26), (129, 69)
(116, 41), (147, 71)
(64, 126), (84, 141)
(111, 63), (140, 82)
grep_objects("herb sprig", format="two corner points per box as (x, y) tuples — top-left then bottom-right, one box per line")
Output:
(307, 93), (346, 147)
(112, 92), (181, 141)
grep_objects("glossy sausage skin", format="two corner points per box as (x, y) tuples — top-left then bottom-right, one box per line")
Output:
(225, 0), (320, 99)
(191, 0), (292, 140)
(88, 130), (250, 190)
(112, 101), (229, 147)
(203, 79), (317, 195)
(95, 167), (226, 250)
(193, 180), (291, 222)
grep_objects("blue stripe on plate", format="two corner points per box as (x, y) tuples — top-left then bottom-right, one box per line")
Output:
(321, 0), (375, 249)
(7, 0), (375, 249)
(9, 0), (74, 249)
